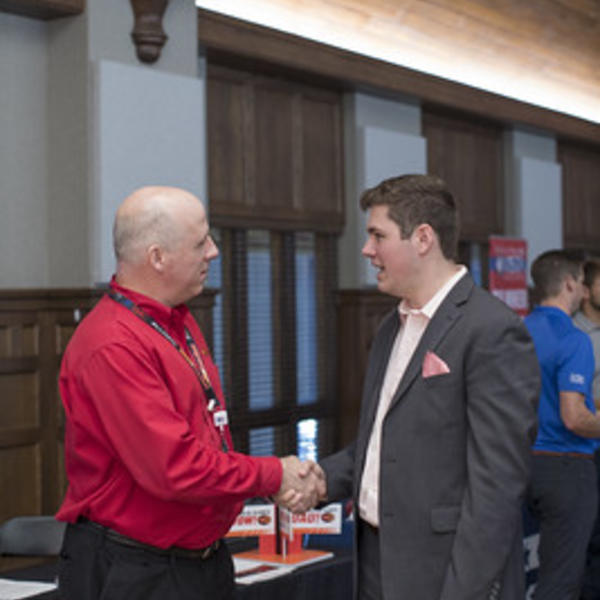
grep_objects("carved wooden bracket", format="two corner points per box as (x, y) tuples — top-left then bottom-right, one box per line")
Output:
(129, 0), (169, 64)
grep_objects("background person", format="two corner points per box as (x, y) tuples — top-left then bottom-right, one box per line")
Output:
(573, 258), (600, 600)
(525, 250), (600, 600)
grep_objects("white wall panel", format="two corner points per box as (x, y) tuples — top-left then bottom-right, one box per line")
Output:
(92, 59), (206, 283)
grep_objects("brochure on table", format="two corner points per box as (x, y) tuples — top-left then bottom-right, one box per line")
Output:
(0, 578), (57, 600)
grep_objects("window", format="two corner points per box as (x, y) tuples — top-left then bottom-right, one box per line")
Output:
(295, 233), (318, 406)
(206, 228), (337, 462)
(205, 63), (344, 465)
(247, 231), (274, 411)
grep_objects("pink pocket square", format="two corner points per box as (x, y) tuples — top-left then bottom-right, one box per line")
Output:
(422, 351), (450, 378)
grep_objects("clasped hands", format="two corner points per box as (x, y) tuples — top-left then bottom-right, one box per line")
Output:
(273, 456), (327, 513)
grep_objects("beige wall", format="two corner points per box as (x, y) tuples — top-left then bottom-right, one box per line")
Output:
(0, 3), (570, 289)
(0, 14), (49, 287)
(0, 1), (202, 288)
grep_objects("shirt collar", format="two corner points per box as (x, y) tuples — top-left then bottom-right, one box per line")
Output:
(109, 276), (189, 328)
(399, 265), (467, 321)
(533, 305), (572, 323)
(574, 310), (600, 332)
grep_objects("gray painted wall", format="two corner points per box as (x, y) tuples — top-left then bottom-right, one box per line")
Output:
(339, 92), (426, 288)
(1, 1), (202, 288)
(503, 128), (562, 282)
(0, 14), (49, 286)
(0, 5), (570, 291)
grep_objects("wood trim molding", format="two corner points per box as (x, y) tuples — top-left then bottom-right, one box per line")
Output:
(197, 8), (600, 146)
(0, 0), (83, 20)
(0, 427), (42, 450)
(129, 0), (169, 64)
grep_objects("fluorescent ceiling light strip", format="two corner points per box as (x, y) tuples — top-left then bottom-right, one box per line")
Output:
(196, 1), (599, 124)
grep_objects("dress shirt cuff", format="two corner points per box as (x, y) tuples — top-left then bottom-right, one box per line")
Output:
(254, 456), (283, 497)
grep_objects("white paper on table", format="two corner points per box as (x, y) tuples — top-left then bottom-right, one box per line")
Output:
(0, 578), (57, 600)
(233, 557), (296, 585)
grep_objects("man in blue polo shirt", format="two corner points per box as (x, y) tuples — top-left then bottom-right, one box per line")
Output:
(525, 249), (600, 600)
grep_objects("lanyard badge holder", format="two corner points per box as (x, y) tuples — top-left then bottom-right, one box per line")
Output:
(186, 330), (230, 453)
(108, 289), (230, 452)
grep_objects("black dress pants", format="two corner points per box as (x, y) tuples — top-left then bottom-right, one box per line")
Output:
(581, 450), (600, 600)
(357, 518), (383, 600)
(58, 520), (234, 600)
(528, 454), (598, 600)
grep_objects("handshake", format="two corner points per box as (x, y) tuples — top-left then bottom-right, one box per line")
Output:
(274, 456), (328, 514)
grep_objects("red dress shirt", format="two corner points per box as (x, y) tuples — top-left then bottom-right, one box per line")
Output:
(56, 279), (282, 549)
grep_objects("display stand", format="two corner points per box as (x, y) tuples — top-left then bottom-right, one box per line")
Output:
(228, 503), (342, 567)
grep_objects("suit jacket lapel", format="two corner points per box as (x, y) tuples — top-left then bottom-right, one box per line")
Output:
(362, 310), (400, 433)
(389, 273), (473, 409)
(354, 309), (400, 487)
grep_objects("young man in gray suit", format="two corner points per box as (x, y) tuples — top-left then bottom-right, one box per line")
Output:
(316, 174), (540, 600)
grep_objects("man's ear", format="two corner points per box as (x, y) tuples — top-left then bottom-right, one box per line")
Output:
(564, 274), (578, 296)
(411, 223), (436, 256)
(148, 244), (166, 272)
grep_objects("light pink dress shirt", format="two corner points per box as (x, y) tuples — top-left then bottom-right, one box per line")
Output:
(359, 266), (467, 526)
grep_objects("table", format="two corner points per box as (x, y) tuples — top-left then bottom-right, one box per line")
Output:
(2, 549), (353, 600)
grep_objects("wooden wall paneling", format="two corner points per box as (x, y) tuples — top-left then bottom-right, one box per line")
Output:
(198, 9), (600, 146)
(0, 314), (39, 431)
(0, 444), (42, 521)
(0, 293), (95, 573)
(47, 309), (90, 508)
(254, 80), (295, 216)
(423, 108), (504, 242)
(335, 290), (396, 448)
(559, 141), (600, 249)
(207, 66), (252, 218)
(203, 0), (599, 99)
(301, 92), (344, 222)
(207, 64), (344, 232)
(0, 288), (215, 546)
(54, 317), (72, 501)
(38, 310), (60, 515)
(0, 311), (43, 527)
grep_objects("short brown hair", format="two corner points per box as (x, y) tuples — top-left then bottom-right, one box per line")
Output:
(530, 249), (585, 302)
(583, 258), (600, 289)
(359, 174), (459, 259)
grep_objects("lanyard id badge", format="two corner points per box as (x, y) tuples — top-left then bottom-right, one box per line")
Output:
(107, 289), (229, 452)
(213, 410), (228, 428)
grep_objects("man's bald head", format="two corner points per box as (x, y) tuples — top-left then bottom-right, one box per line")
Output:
(113, 186), (204, 266)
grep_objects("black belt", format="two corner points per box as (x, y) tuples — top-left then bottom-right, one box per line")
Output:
(78, 517), (220, 560)
(532, 450), (594, 459)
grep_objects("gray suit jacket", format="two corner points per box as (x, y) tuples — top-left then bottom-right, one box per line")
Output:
(321, 273), (539, 600)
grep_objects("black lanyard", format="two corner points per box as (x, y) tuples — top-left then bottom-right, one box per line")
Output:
(107, 289), (229, 452)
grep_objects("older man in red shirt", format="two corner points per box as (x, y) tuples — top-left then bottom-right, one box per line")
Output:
(56, 186), (322, 600)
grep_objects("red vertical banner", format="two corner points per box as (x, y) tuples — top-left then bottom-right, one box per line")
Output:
(488, 236), (529, 317)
